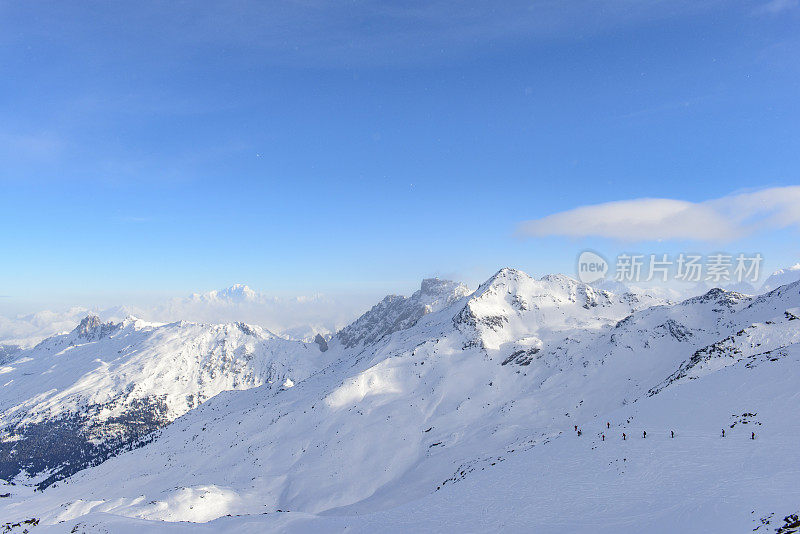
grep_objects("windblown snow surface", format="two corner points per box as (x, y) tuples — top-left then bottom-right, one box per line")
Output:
(1, 270), (798, 533)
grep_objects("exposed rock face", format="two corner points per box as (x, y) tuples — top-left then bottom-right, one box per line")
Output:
(314, 333), (329, 352)
(337, 278), (471, 348)
(0, 344), (21, 365)
(71, 315), (121, 342)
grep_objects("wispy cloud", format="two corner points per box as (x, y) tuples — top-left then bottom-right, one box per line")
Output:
(518, 186), (800, 242)
(0, 131), (64, 159)
(114, 216), (153, 224)
(753, 0), (799, 15)
(4, 0), (721, 68)
(188, 0), (720, 67)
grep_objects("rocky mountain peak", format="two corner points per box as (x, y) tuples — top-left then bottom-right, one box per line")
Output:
(71, 315), (119, 341)
(337, 277), (471, 349)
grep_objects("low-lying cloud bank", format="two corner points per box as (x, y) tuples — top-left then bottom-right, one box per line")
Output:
(0, 286), (375, 347)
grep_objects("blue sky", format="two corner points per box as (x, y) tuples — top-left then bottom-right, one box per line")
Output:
(1, 0), (799, 312)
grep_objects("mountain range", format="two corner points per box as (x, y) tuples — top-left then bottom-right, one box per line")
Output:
(0, 269), (799, 533)
(4, 264), (799, 350)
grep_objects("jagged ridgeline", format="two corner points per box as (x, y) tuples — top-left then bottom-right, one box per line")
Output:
(337, 278), (472, 348)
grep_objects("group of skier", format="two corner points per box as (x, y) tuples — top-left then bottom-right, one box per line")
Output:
(722, 428), (756, 440)
(572, 422), (756, 441)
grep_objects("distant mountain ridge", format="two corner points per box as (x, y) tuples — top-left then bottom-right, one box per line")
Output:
(187, 283), (259, 304)
(0, 284), (370, 348)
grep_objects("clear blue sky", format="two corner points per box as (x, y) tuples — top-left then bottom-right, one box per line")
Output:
(1, 0), (799, 310)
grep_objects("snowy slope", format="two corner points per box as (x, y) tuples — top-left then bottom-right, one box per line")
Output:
(37, 343), (800, 534)
(1, 270), (798, 533)
(0, 315), (329, 488)
(0, 278), (472, 491)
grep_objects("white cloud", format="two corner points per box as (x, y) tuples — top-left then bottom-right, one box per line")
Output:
(518, 186), (800, 242)
(146, 285), (373, 340)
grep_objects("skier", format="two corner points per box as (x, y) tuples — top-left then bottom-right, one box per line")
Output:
(577, 430), (582, 437)
(722, 429), (725, 438)
(671, 430), (674, 438)
(574, 425), (578, 432)
(607, 422), (610, 429)
(601, 434), (605, 441)
(751, 432), (755, 440)
(623, 432), (626, 441)
(643, 430), (646, 439)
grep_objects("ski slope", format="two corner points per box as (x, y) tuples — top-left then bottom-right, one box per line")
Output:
(37, 343), (800, 533)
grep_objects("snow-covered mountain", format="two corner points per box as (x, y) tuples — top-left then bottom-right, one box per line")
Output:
(0, 278), (470, 490)
(185, 283), (260, 304)
(0, 306), (131, 348)
(0, 315), (330, 488)
(455, 269), (663, 351)
(1, 269), (798, 533)
(762, 263), (800, 292)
